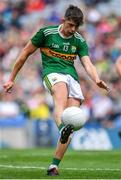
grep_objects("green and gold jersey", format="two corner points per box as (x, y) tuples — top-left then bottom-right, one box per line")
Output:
(31, 25), (89, 81)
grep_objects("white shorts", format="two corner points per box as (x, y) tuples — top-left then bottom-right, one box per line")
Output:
(43, 73), (84, 101)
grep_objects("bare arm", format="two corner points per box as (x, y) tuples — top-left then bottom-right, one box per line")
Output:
(115, 55), (121, 76)
(9, 41), (37, 81)
(3, 41), (38, 92)
(80, 56), (109, 91)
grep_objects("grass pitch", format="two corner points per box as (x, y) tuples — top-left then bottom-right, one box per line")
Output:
(0, 148), (121, 179)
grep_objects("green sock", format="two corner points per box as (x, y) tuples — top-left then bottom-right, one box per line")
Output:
(52, 158), (61, 166)
(52, 124), (64, 167)
(58, 123), (65, 133)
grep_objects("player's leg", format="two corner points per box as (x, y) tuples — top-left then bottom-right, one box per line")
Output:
(44, 73), (74, 137)
(47, 82), (74, 176)
(48, 83), (80, 175)
(44, 73), (84, 176)
(47, 138), (72, 176)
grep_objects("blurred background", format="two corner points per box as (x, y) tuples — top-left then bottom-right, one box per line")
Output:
(0, 0), (121, 150)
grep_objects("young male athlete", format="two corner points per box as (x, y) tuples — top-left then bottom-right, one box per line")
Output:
(3, 5), (109, 176)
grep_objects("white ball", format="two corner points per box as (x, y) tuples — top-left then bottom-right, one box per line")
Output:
(61, 106), (88, 131)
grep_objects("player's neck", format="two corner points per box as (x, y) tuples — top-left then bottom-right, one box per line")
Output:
(59, 24), (71, 38)
(60, 24), (67, 37)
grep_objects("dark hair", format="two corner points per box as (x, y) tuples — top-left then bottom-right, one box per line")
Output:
(64, 5), (84, 26)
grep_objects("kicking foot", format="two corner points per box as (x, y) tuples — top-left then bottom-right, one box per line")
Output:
(60, 124), (74, 144)
(47, 165), (59, 176)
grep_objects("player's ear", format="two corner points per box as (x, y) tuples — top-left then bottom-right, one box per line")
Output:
(61, 18), (65, 23)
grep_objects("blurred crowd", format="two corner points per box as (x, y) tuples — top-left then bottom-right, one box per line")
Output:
(0, 0), (121, 129)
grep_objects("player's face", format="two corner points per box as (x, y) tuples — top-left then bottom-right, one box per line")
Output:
(62, 19), (79, 37)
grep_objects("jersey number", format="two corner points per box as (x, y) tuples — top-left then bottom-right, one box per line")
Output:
(63, 45), (69, 52)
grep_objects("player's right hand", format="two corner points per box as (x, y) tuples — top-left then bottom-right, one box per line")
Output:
(3, 80), (14, 93)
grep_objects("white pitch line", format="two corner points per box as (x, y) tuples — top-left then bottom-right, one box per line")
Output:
(0, 153), (51, 158)
(0, 165), (44, 169)
(0, 165), (121, 171)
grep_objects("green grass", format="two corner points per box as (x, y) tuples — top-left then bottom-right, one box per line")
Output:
(0, 148), (121, 179)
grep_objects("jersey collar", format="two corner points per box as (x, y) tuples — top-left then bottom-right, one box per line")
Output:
(58, 24), (73, 39)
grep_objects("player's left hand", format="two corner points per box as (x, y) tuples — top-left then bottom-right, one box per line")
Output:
(96, 80), (110, 92)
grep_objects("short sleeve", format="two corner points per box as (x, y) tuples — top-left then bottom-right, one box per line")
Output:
(31, 28), (45, 48)
(77, 40), (89, 58)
